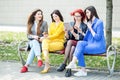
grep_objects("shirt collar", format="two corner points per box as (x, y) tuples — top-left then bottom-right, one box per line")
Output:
(92, 18), (98, 25)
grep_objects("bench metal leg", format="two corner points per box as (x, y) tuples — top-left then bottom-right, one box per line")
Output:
(17, 41), (28, 66)
(106, 45), (117, 75)
(18, 49), (26, 66)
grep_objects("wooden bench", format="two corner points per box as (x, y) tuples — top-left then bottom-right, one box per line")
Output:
(18, 40), (117, 75)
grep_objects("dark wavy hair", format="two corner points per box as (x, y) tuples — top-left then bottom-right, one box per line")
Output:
(27, 9), (43, 35)
(51, 10), (64, 22)
(84, 6), (99, 22)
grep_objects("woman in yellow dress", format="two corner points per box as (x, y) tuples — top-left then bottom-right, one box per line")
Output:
(40, 10), (65, 73)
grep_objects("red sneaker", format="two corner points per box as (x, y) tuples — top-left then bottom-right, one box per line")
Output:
(38, 60), (43, 67)
(20, 66), (28, 73)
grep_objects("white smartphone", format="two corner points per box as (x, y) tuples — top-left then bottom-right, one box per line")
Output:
(64, 23), (73, 31)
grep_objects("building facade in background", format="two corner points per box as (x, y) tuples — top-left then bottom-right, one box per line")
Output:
(0, 0), (119, 29)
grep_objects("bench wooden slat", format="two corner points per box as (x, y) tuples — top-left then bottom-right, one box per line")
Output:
(84, 53), (106, 57)
(19, 47), (106, 56)
(50, 50), (106, 57)
(19, 47), (28, 51)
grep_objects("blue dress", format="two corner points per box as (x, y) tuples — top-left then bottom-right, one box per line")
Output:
(73, 18), (106, 67)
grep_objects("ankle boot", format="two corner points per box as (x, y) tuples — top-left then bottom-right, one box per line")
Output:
(65, 69), (72, 77)
(57, 63), (66, 72)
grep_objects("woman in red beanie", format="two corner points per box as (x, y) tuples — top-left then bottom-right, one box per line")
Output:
(57, 9), (87, 77)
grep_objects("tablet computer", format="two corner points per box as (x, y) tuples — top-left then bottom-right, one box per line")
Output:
(64, 23), (73, 31)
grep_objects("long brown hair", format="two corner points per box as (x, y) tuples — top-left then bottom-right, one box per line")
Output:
(27, 9), (43, 36)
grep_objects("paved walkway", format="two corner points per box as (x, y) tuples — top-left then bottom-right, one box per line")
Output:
(0, 61), (120, 80)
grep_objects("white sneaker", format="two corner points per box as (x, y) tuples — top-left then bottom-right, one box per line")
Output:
(74, 70), (87, 77)
(66, 62), (77, 69)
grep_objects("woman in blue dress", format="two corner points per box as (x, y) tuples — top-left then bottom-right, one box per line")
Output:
(66, 6), (106, 77)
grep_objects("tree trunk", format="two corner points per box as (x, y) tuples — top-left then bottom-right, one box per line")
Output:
(106, 0), (113, 47)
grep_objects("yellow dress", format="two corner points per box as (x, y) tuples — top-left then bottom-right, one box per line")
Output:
(42, 22), (65, 51)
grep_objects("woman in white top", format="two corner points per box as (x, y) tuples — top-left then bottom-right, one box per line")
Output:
(20, 9), (48, 73)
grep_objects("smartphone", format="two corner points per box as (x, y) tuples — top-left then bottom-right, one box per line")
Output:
(64, 23), (73, 31)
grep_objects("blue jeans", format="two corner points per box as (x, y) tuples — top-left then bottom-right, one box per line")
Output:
(26, 39), (41, 65)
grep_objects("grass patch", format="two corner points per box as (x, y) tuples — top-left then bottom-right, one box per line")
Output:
(0, 31), (120, 70)
(50, 54), (64, 66)
(0, 31), (27, 43)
